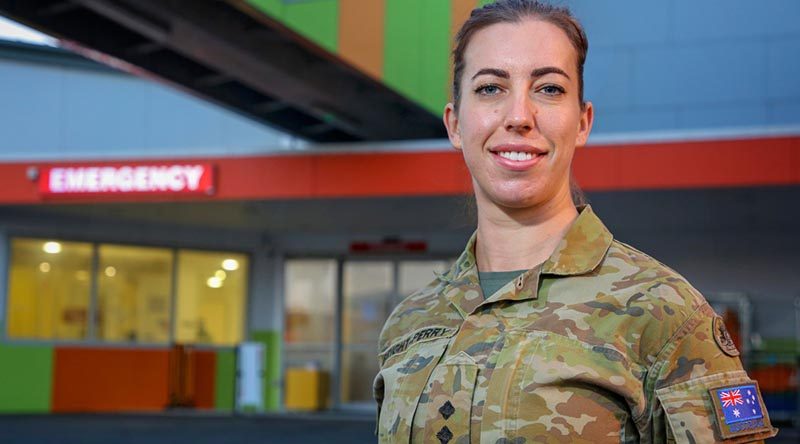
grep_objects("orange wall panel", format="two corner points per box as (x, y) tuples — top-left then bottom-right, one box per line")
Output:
(449, 0), (477, 101)
(451, 0), (477, 41)
(53, 348), (170, 412)
(339, 0), (385, 80)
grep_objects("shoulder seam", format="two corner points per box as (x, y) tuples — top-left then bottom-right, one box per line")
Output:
(634, 302), (711, 424)
(613, 240), (685, 278)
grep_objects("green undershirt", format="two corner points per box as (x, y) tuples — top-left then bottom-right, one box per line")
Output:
(478, 270), (527, 299)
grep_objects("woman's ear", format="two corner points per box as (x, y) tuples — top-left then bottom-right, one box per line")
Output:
(443, 102), (462, 150)
(575, 101), (594, 147)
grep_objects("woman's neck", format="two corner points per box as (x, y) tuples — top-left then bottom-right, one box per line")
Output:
(474, 191), (579, 272)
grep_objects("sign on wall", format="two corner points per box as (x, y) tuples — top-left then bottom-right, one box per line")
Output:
(38, 164), (215, 196)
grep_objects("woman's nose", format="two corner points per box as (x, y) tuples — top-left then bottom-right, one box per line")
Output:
(504, 92), (535, 132)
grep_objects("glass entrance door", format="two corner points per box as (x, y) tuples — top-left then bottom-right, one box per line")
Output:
(340, 261), (393, 408)
(338, 259), (452, 409)
(283, 257), (453, 410)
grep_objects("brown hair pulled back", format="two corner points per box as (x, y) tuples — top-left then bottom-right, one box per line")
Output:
(451, 0), (589, 111)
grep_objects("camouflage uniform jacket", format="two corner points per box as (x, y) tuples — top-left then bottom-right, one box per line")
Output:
(374, 205), (777, 443)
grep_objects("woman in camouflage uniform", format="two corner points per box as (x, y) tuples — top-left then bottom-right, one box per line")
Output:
(374, 1), (776, 443)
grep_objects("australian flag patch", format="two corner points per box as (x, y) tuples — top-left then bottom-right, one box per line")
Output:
(709, 381), (773, 439)
(715, 385), (762, 424)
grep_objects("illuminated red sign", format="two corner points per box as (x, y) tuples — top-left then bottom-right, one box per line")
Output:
(349, 240), (427, 254)
(39, 164), (215, 196)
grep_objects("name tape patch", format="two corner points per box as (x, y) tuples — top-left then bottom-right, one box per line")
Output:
(380, 326), (454, 363)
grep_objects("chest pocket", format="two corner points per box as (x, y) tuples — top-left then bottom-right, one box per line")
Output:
(376, 332), (453, 444)
(416, 351), (478, 444)
(484, 330), (642, 443)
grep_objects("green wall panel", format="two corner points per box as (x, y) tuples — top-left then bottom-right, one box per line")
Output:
(478, 0), (495, 6)
(0, 344), (53, 413)
(251, 330), (281, 411)
(248, 0), (339, 54)
(419, 0), (452, 114)
(214, 349), (236, 410)
(385, 0), (451, 115)
(283, 0), (339, 53)
(247, 0), (283, 18)
(251, 0), (456, 116)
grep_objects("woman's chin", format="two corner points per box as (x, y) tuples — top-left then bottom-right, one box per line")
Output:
(484, 191), (544, 210)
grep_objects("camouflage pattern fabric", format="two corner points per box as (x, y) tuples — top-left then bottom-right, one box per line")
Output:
(374, 205), (777, 443)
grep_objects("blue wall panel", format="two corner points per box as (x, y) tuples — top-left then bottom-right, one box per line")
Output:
(569, 1), (670, 48)
(583, 48), (633, 110)
(0, 60), (62, 153)
(678, 104), (768, 130)
(632, 42), (766, 108)
(0, 58), (291, 160)
(768, 37), (800, 100)
(565, 0), (800, 136)
(591, 108), (678, 135)
(768, 101), (800, 126)
(672, 0), (800, 42)
(62, 70), (147, 153)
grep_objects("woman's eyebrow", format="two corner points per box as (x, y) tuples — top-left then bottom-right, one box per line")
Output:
(531, 66), (570, 79)
(471, 68), (509, 80)
(471, 67), (570, 80)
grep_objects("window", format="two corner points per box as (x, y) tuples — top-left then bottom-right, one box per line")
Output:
(340, 261), (393, 404)
(284, 259), (337, 372)
(398, 260), (452, 303)
(96, 244), (173, 343)
(6, 238), (93, 340)
(5, 237), (250, 346)
(284, 258), (455, 407)
(174, 250), (248, 346)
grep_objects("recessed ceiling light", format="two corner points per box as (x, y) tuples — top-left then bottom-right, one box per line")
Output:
(222, 259), (239, 271)
(43, 241), (62, 254)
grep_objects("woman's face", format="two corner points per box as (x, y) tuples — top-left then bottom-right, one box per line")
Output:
(444, 19), (593, 210)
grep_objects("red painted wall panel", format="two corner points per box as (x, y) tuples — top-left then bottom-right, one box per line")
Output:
(1, 136), (797, 205)
(52, 348), (170, 412)
(193, 351), (216, 409)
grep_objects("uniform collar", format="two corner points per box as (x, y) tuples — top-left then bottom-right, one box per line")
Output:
(540, 205), (614, 276)
(438, 205), (613, 317)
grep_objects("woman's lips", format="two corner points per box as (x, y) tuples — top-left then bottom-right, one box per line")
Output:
(490, 150), (546, 171)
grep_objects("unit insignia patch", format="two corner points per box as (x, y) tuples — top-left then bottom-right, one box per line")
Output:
(712, 315), (740, 357)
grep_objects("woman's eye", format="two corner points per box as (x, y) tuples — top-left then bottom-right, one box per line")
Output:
(475, 84), (501, 95)
(539, 85), (565, 96)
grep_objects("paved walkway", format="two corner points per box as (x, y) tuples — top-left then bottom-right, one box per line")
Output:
(0, 413), (375, 444)
(0, 413), (796, 443)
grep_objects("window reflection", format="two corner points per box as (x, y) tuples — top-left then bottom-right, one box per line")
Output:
(96, 244), (172, 343)
(7, 238), (93, 340)
(337, 259), (454, 405)
(175, 250), (248, 346)
(340, 261), (393, 404)
(398, 260), (451, 298)
(284, 260), (336, 372)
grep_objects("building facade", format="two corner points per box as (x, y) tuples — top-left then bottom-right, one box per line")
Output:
(0, 0), (798, 418)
